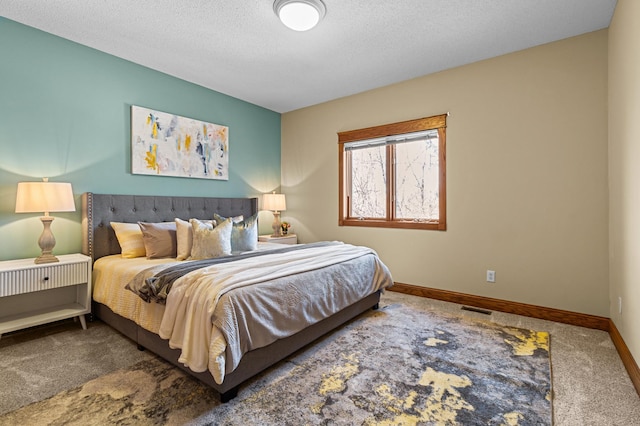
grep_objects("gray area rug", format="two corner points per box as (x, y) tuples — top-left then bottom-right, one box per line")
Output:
(0, 293), (552, 425)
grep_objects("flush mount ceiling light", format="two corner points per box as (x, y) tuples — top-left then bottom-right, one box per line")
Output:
(274, 0), (326, 31)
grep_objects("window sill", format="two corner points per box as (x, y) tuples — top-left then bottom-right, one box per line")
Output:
(339, 219), (446, 231)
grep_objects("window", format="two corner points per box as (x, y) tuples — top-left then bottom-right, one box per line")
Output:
(338, 114), (447, 230)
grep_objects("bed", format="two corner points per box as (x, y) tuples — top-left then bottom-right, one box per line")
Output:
(81, 192), (392, 401)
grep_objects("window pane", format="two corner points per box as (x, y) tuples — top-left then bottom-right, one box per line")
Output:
(350, 145), (386, 218)
(395, 138), (439, 220)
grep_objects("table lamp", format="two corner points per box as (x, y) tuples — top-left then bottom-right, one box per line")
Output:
(15, 178), (76, 264)
(262, 191), (286, 237)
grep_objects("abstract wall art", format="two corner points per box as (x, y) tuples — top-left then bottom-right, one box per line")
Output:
(131, 105), (229, 180)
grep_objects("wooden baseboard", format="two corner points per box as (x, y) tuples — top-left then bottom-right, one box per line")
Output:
(390, 283), (610, 330)
(389, 282), (640, 397)
(608, 320), (640, 397)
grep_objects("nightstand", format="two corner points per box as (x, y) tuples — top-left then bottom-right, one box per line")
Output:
(258, 234), (298, 245)
(0, 253), (92, 339)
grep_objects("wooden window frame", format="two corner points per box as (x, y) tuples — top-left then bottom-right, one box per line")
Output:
(338, 114), (447, 230)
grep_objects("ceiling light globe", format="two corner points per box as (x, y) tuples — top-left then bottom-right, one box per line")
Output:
(274, 0), (326, 32)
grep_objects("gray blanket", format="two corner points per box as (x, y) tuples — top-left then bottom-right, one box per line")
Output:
(157, 243), (393, 381)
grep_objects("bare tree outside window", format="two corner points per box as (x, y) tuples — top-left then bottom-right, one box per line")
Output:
(395, 137), (439, 220)
(350, 145), (386, 218)
(338, 114), (447, 230)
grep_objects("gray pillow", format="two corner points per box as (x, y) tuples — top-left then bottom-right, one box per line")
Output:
(214, 213), (258, 252)
(138, 222), (177, 259)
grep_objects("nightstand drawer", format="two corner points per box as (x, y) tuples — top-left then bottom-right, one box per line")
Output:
(0, 262), (89, 297)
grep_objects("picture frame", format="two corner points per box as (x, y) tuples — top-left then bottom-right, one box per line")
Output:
(131, 105), (229, 180)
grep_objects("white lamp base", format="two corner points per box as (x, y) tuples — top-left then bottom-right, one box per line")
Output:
(35, 216), (60, 264)
(271, 211), (283, 237)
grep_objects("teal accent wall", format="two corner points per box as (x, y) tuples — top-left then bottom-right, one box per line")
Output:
(0, 18), (281, 260)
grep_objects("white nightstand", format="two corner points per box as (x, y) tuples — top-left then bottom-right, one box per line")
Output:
(0, 253), (92, 339)
(258, 234), (298, 245)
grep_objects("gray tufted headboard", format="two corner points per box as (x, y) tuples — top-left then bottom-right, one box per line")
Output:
(81, 192), (258, 261)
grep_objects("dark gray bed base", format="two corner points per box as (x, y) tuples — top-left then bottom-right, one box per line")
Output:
(81, 192), (380, 401)
(94, 292), (380, 401)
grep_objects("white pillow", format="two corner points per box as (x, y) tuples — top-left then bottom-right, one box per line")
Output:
(188, 218), (232, 260)
(111, 222), (146, 258)
(175, 218), (215, 260)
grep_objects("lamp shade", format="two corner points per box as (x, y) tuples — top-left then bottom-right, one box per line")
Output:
(15, 181), (76, 215)
(263, 192), (286, 212)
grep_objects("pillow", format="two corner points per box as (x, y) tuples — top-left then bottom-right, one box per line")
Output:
(214, 213), (258, 252)
(110, 222), (146, 258)
(189, 218), (232, 260)
(175, 218), (215, 261)
(138, 221), (177, 259)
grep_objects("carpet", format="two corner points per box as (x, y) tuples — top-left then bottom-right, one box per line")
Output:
(0, 297), (552, 425)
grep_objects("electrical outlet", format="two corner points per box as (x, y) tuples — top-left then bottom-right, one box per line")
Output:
(618, 297), (622, 314)
(486, 270), (496, 283)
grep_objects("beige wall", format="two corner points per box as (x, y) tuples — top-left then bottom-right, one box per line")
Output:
(608, 0), (640, 363)
(282, 30), (609, 316)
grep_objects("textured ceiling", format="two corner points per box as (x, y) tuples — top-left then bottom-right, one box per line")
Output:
(1, 0), (617, 113)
